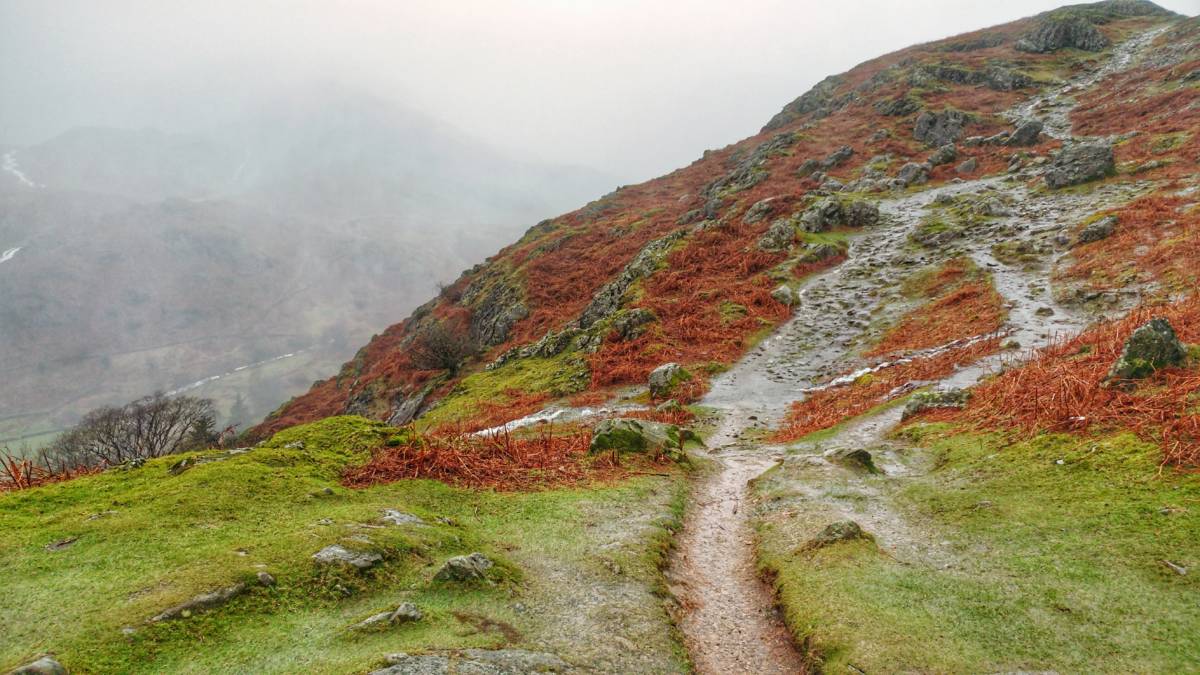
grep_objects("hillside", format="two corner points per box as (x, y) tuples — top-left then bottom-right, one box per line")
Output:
(4, 1), (1200, 673)
(0, 92), (613, 445)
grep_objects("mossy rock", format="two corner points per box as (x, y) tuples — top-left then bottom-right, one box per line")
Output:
(588, 419), (698, 463)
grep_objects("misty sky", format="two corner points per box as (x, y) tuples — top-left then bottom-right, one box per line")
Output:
(2, 0), (1196, 182)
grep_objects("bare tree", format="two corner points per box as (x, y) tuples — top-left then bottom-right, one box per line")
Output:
(40, 393), (217, 471)
(408, 320), (477, 373)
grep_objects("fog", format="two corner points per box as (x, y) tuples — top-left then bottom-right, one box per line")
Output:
(3, 0), (1195, 182)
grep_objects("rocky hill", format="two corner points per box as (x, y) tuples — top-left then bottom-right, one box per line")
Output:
(3, 2), (1199, 673)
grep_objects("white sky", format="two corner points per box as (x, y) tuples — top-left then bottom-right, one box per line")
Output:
(2, 0), (1197, 181)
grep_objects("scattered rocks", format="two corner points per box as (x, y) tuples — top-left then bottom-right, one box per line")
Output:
(8, 657), (67, 675)
(648, 362), (692, 398)
(1045, 142), (1114, 189)
(589, 418), (697, 461)
(902, 389), (972, 420)
(434, 553), (494, 583)
(1016, 15), (1108, 53)
(1105, 318), (1188, 384)
(914, 109), (970, 147)
(1077, 215), (1118, 244)
(312, 544), (383, 570)
(801, 521), (873, 551)
(149, 582), (247, 622)
(1007, 120), (1044, 147)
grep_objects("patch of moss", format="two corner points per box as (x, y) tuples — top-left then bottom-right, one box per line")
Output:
(418, 354), (590, 430)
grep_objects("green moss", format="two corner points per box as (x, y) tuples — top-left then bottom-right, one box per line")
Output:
(757, 427), (1200, 673)
(418, 354), (589, 430)
(0, 416), (688, 673)
(718, 301), (749, 324)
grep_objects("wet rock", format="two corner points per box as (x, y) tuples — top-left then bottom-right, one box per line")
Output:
(149, 582), (247, 622)
(799, 198), (844, 233)
(381, 510), (425, 526)
(9, 657), (67, 675)
(611, 308), (657, 341)
(914, 109), (970, 147)
(312, 544), (383, 570)
(896, 162), (931, 187)
(1007, 120), (1044, 147)
(743, 197), (777, 224)
(956, 157), (979, 175)
(824, 447), (878, 473)
(648, 362), (692, 398)
(801, 521), (873, 551)
(800, 242), (844, 263)
(928, 143), (958, 167)
(1045, 142), (1114, 189)
(758, 217), (797, 251)
(434, 553), (494, 583)
(387, 386), (431, 426)
(1077, 215), (1118, 244)
(772, 284), (798, 306)
(902, 389), (972, 421)
(1105, 318), (1188, 384)
(578, 230), (686, 328)
(1016, 15), (1108, 53)
(821, 177), (845, 192)
(589, 418), (697, 461)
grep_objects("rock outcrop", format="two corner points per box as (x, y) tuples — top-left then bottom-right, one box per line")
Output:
(1106, 318), (1188, 384)
(1045, 142), (1115, 189)
(914, 109), (970, 147)
(1016, 15), (1109, 53)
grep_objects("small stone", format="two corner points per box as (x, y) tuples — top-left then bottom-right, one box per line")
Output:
(256, 572), (276, 587)
(801, 520), (873, 551)
(8, 657), (67, 675)
(1035, 307), (1055, 317)
(390, 602), (424, 623)
(312, 544), (382, 570)
(1162, 560), (1188, 576)
(902, 388), (972, 420)
(380, 510), (425, 526)
(1006, 119), (1044, 147)
(434, 552), (494, 583)
(1045, 142), (1115, 189)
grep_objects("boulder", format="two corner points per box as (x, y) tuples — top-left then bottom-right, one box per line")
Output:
(821, 145), (854, 169)
(1106, 318), (1188, 384)
(801, 521), (873, 551)
(843, 200), (881, 227)
(956, 157), (979, 175)
(914, 109), (969, 147)
(902, 389), (972, 420)
(648, 362), (692, 398)
(589, 418), (697, 461)
(434, 553), (494, 583)
(824, 447), (878, 473)
(312, 544), (382, 570)
(1045, 142), (1114, 189)
(928, 143), (958, 167)
(1016, 15), (1108, 53)
(1077, 215), (1118, 244)
(896, 162), (931, 187)
(256, 571), (276, 587)
(799, 198), (844, 233)
(9, 657), (67, 675)
(757, 217), (797, 251)
(743, 197), (777, 224)
(1007, 120), (1044, 147)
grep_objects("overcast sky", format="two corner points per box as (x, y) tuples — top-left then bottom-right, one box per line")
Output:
(2, 0), (1196, 182)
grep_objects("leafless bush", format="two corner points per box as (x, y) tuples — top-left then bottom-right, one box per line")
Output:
(408, 320), (477, 373)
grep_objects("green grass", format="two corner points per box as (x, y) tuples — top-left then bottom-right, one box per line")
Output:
(0, 416), (687, 674)
(756, 426), (1200, 673)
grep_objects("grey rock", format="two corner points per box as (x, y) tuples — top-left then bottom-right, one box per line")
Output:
(374, 654), (450, 675)
(1007, 120), (1044, 147)
(312, 544), (383, 570)
(896, 162), (931, 186)
(844, 200), (881, 228)
(461, 273), (527, 347)
(743, 197), (777, 224)
(1078, 215), (1118, 244)
(824, 447), (878, 473)
(256, 571), (276, 587)
(149, 582), (247, 622)
(902, 388), (972, 420)
(1045, 142), (1114, 189)
(434, 553), (494, 583)
(1106, 318), (1188, 383)
(796, 157), (822, 178)
(802, 521), (873, 551)
(799, 197), (844, 233)
(914, 109), (970, 147)
(589, 418), (697, 461)
(771, 284), (798, 306)
(648, 362), (690, 398)
(875, 95), (921, 117)
(352, 611), (395, 631)
(9, 657), (67, 675)
(391, 602), (424, 623)
(956, 157), (979, 175)
(388, 387), (431, 426)
(821, 144), (854, 169)
(928, 143), (958, 167)
(610, 308), (657, 342)
(763, 74), (848, 131)
(381, 510), (425, 526)
(1016, 15), (1108, 53)
(757, 217), (797, 251)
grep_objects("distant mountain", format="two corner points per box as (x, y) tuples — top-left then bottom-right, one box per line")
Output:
(0, 92), (616, 444)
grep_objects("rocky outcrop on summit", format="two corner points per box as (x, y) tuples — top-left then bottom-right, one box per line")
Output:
(1016, 16), (1109, 53)
(763, 75), (850, 131)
